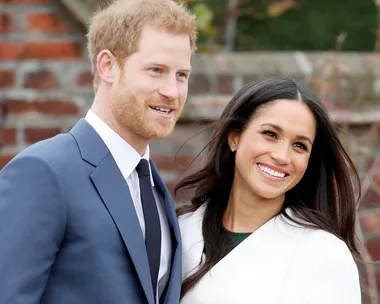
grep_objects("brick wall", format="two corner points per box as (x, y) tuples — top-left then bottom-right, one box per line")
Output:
(0, 0), (380, 302)
(0, 0), (93, 169)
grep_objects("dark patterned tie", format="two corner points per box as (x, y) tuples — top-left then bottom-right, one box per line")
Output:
(136, 159), (161, 302)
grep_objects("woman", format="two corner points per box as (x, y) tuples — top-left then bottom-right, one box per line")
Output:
(176, 77), (362, 303)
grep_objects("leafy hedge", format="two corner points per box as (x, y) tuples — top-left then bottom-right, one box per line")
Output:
(203, 0), (377, 51)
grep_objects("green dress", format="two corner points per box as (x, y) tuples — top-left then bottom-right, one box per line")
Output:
(225, 229), (252, 248)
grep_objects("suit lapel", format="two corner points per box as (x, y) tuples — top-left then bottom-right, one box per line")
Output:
(150, 160), (182, 304)
(70, 119), (154, 304)
(91, 155), (154, 303)
(150, 160), (180, 244)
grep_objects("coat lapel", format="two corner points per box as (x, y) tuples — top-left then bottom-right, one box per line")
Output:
(70, 119), (154, 304)
(180, 205), (306, 304)
(203, 215), (301, 303)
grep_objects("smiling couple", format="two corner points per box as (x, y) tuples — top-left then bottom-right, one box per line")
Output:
(0, 0), (361, 303)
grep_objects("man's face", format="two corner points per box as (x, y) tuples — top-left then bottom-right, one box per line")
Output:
(110, 25), (192, 142)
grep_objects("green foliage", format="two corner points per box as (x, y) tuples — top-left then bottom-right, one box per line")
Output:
(192, 3), (216, 36)
(186, 0), (377, 52)
(235, 0), (377, 51)
(179, 0), (219, 52)
(181, 1), (216, 37)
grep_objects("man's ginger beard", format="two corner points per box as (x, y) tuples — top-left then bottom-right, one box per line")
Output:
(110, 78), (182, 140)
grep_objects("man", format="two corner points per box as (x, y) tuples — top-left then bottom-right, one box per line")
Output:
(0, 0), (197, 303)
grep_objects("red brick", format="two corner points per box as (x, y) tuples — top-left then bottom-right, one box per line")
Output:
(164, 181), (177, 200)
(361, 210), (380, 235)
(152, 154), (201, 201)
(361, 269), (380, 291)
(366, 239), (380, 261)
(24, 127), (61, 144)
(152, 154), (194, 172)
(0, 13), (14, 33)
(0, 154), (15, 169)
(361, 293), (380, 304)
(33, 100), (79, 115)
(76, 71), (93, 87)
(0, 70), (15, 88)
(26, 13), (69, 34)
(375, 169), (380, 187)
(190, 73), (211, 94)
(0, 102), (6, 118)
(165, 180), (194, 202)
(0, 0), (47, 4)
(0, 128), (16, 145)
(362, 184), (380, 206)
(8, 99), (79, 116)
(0, 42), (82, 60)
(217, 75), (235, 94)
(24, 70), (59, 89)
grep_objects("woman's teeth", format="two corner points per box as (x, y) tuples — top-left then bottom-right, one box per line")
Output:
(258, 164), (286, 178)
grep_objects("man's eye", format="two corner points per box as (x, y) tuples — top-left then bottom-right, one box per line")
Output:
(176, 72), (188, 78)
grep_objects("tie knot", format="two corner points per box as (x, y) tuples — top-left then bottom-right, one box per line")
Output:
(136, 159), (150, 178)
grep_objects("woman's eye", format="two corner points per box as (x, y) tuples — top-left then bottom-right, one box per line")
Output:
(294, 142), (308, 151)
(151, 68), (161, 73)
(263, 130), (277, 138)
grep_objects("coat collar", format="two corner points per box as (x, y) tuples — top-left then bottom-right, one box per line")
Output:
(179, 204), (306, 280)
(179, 204), (310, 304)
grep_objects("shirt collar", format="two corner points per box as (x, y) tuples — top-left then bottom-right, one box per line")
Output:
(85, 110), (154, 186)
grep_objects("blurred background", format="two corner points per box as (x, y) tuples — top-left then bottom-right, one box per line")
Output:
(0, 0), (379, 302)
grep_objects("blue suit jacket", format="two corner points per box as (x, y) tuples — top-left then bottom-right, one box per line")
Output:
(0, 119), (182, 304)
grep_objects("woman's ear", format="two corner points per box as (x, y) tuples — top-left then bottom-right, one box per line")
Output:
(228, 132), (240, 152)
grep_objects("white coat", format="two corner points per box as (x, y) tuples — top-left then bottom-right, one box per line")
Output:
(179, 204), (361, 304)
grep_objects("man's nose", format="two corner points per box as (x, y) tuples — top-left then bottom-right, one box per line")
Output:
(158, 78), (179, 101)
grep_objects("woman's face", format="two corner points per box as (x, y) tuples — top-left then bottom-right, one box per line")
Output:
(228, 99), (317, 201)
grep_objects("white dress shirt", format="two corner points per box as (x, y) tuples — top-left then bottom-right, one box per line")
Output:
(85, 110), (172, 301)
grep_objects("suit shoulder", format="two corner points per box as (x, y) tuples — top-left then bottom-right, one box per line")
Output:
(11, 132), (78, 165)
(21, 132), (74, 155)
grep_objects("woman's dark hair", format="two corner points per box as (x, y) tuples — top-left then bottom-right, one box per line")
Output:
(175, 77), (361, 298)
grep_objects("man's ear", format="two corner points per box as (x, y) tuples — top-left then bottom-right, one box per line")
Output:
(228, 132), (240, 152)
(96, 49), (118, 85)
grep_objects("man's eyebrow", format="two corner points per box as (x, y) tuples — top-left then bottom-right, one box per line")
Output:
(144, 63), (192, 72)
(260, 123), (313, 145)
(179, 68), (192, 73)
